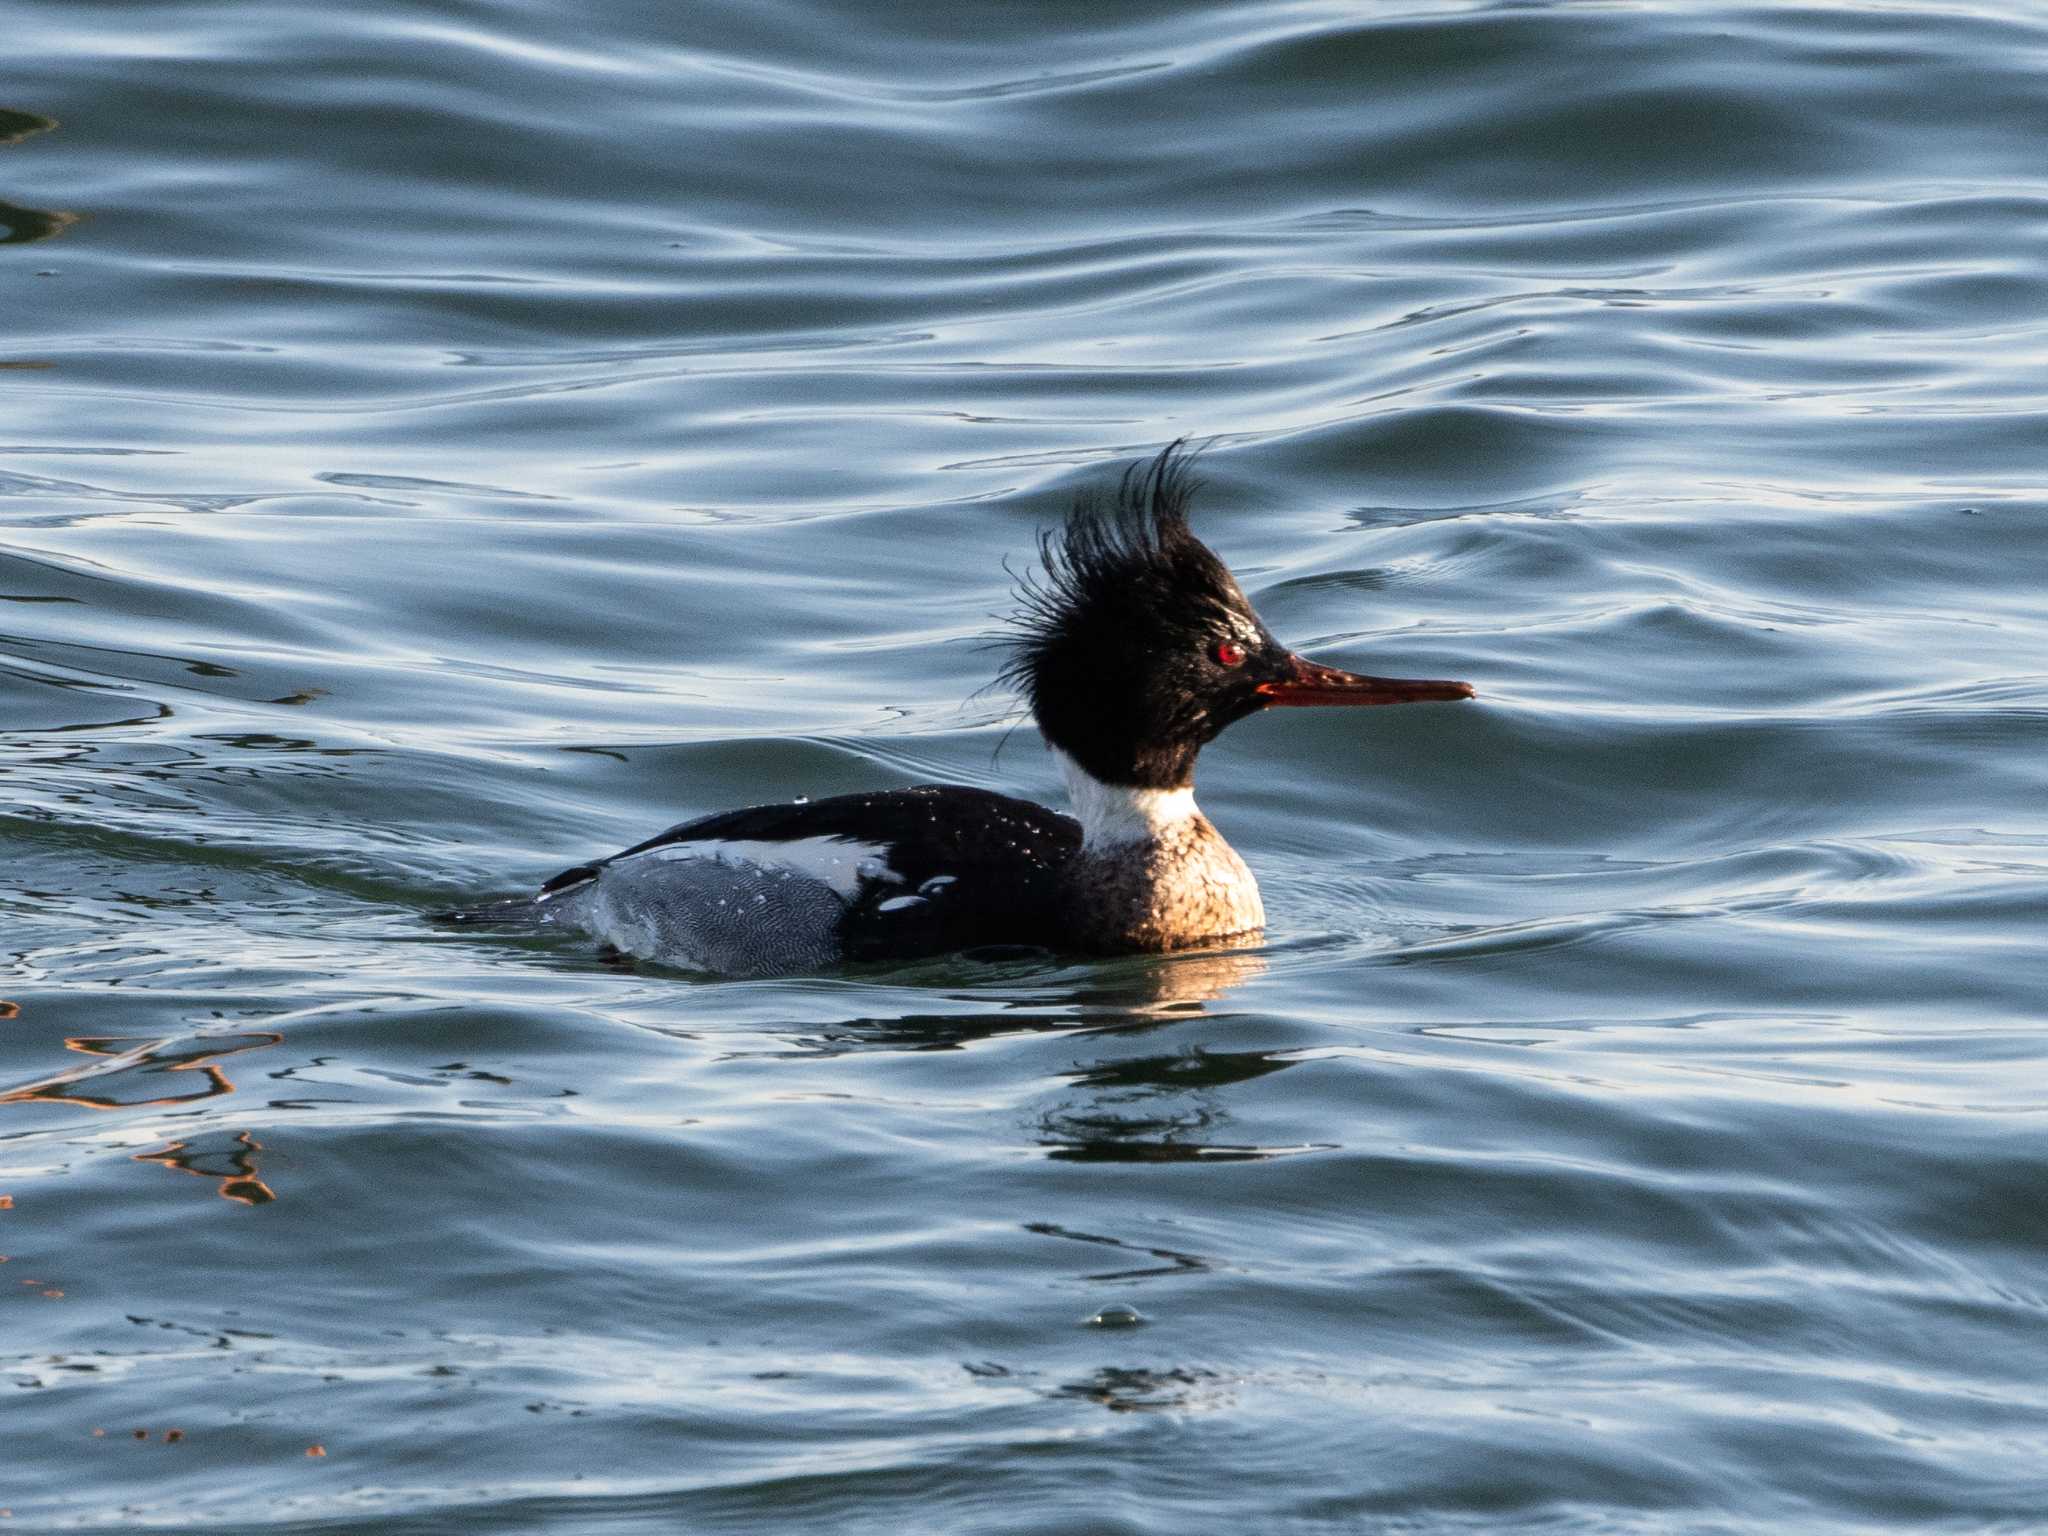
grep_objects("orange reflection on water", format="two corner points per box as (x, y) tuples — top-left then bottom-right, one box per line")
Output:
(133, 1130), (275, 1206)
(0, 1031), (280, 1110)
(1, 1032), (284, 1204)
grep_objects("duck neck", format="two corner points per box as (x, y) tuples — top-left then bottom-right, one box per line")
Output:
(1049, 747), (1266, 951)
(1052, 747), (1200, 853)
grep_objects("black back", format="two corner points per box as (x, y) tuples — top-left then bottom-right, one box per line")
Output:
(544, 784), (1083, 963)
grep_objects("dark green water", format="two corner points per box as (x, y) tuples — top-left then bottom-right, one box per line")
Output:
(5, 1), (2047, 1530)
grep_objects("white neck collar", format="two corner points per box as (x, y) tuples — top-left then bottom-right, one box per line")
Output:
(1051, 747), (1199, 851)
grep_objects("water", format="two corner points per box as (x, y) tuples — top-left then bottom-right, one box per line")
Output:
(5, 0), (2047, 1529)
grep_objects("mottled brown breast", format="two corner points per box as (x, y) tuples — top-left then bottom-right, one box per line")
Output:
(1060, 812), (1266, 953)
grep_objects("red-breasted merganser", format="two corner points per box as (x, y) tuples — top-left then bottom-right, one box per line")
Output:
(444, 446), (1473, 974)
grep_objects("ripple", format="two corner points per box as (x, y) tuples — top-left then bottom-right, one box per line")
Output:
(9, 0), (2048, 1529)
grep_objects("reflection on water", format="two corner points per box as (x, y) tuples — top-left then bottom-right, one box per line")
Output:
(0, 107), (73, 246)
(970, 947), (1318, 1163)
(0, 197), (75, 246)
(0, 1031), (279, 1110)
(1, 1032), (281, 1202)
(1040, 1044), (1321, 1164)
(134, 1130), (275, 1206)
(966, 1357), (1230, 1416)
(749, 948), (1314, 1162)
(1024, 1220), (1211, 1281)
(0, 108), (57, 146)
(1052, 1365), (1226, 1414)
(749, 946), (1270, 1058)
(1064, 1046), (1296, 1092)
(1102, 945), (1269, 1012)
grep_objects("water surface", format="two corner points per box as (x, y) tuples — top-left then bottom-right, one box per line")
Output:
(5, 1), (2047, 1530)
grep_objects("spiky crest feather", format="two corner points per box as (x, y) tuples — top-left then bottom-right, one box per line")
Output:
(1000, 442), (1276, 788)
(1000, 442), (1248, 700)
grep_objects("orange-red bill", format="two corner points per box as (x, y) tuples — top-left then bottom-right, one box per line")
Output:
(1255, 654), (1475, 708)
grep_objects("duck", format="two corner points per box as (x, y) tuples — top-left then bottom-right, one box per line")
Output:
(442, 445), (1472, 974)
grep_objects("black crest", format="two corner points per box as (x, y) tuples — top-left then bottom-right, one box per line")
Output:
(1001, 443), (1284, 789)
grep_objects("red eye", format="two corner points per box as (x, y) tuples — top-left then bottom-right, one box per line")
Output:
(1213, 639), (1246, 668)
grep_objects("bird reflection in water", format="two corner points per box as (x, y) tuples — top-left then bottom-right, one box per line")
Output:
(1039, 1038), (1313, 1165)
(762, 944), (1312, 1162)
(1030, 946), (1335, 1163)
(0, 1031), (281, 1203)
(765, 942), (1270, 1057)
(972, 950), (1285, 1417)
